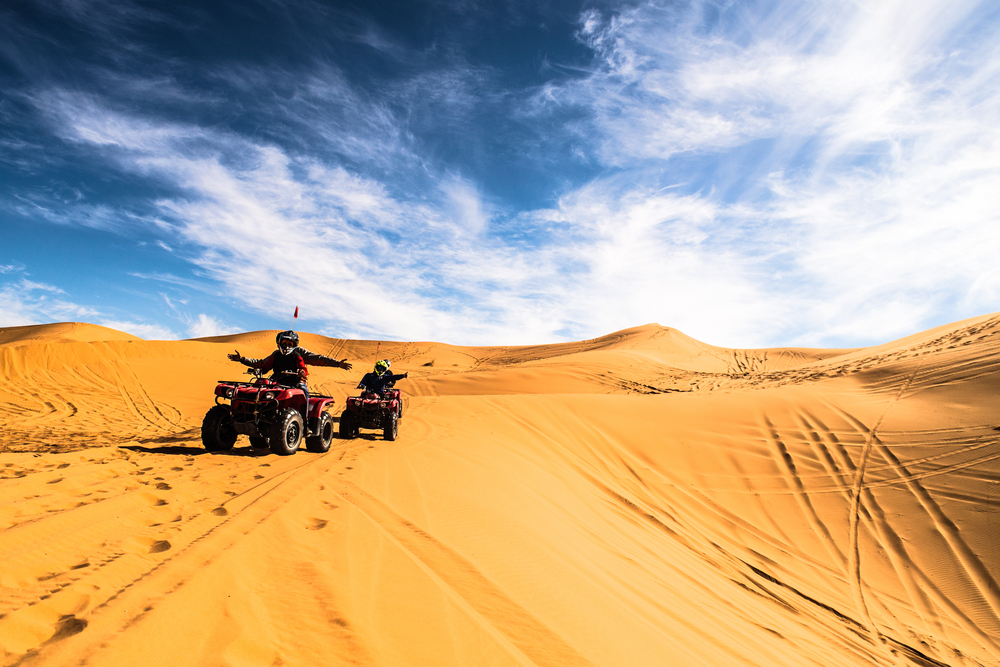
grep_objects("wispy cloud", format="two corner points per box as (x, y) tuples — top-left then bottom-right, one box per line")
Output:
(0, 275), (99, 327)
(5, 0), (998, 348)
(0, 267), (178, 338)
(184, 313), (239, 339)
(533, 0), (1000, 345)
(28, 89), (538, 341)
(95, 319), (177, 340)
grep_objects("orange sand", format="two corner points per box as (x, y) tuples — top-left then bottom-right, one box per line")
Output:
(1, 315), (998, 666)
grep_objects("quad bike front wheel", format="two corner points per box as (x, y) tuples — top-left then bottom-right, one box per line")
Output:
(339, 410), (357, 439)
(306, 411), (335, 453)
(270, 408), (303, 456)
(202, 405), (237, 452)
(382, 411), (398, 441)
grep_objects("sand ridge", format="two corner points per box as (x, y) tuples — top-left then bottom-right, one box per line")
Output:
(1, 314), (999, 666)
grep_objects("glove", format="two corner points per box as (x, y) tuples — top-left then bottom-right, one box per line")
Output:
(228, 349), (243, 362)
(338, 359), (353, 370)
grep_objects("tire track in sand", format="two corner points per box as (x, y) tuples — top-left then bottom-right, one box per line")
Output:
(1, 450), (329, 665)
(874, 440), (1000, 625)
(829, 406), (1000, 663)
(338, 481), (600, 667)
(761, 415), (847, 573)
(795, 409), (945, 643)
(846, 364), (922, 650)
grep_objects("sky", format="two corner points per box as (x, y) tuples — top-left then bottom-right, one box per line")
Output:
(1, 0), (998, 348)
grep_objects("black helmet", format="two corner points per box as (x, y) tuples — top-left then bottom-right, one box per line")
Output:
(276, 330), (299, 355)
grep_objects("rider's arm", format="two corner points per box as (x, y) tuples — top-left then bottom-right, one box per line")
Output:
(298, 348), (352, 370)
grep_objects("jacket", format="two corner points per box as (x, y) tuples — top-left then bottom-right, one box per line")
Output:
(357, 371), (406, 394)
(239, 347), (343, 381)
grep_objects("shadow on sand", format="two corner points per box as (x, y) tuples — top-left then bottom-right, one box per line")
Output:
(120, 443), (274, 457)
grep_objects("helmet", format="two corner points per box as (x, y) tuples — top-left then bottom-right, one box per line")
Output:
(374, 359), (390, 376)
(276, 330), (299, 355)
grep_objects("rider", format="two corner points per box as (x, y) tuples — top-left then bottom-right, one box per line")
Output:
(228, 330), (353, 432)
(357, 359), (408, 395)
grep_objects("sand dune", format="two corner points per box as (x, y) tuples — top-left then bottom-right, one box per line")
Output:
(1, 314), (999, 666)
(0, 323), (139, 347)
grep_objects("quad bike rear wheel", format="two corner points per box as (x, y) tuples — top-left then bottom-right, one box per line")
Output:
(202, 405), (237, 452)
(306, 411), (335, 453)
(270, 408), (303, 456)
(339, 410), (357, 439)
(382, 411), (398, 441)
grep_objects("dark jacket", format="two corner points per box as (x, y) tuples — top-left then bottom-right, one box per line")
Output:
(357, 371), (406, 394)
(239, 347), (342, 384)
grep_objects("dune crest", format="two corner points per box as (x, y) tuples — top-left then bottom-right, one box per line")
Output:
(0, 322), (140, 347)
(1, 313), (999, 666)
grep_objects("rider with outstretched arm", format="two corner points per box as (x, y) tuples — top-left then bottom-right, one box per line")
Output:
(357, 359), (408, 395)
(227, 330), (353, 433)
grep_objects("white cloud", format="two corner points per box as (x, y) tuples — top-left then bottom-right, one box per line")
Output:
(17, 0), (1000, 348)
(515, 182), (789, 346)
(0, 274), (179, 339)
(539, 0), (1000, 345)
(8, 195), (129, 232)
(440, 177), (490, 236)
(185, 313), (239, 339)
(96, 319), (177, 340)
(32, 92), (570, 343)
(0, 278), (100, 327)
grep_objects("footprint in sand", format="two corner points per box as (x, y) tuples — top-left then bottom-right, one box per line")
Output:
(148, 540), (171, 554)
(124, 536), (172, 554)
(52, 615), (88, 639)
(306, 518), (328, 530)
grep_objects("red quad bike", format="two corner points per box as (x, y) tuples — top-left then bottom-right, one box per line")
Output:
(339, 389), (403, 441)
(201, 368), (337, 455)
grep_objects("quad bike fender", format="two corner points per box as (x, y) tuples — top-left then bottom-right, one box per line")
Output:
(307, 397), (336, 420)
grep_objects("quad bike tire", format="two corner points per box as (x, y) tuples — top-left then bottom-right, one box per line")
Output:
(202, 405), (237, 452)
(270, 408), (303, 456)
(382, 411), (398, 441)
(306, 411), (335, 453)
(249, 435), (268, 448)
(339, 410), (357, 439)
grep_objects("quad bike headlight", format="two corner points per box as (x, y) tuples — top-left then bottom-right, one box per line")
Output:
(226, 388), (235, 398)
(262, 391), (277, 400)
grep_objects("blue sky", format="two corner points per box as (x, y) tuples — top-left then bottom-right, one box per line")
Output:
(1, 0), (998, 347)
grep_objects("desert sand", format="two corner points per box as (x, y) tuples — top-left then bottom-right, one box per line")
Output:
(1, 314), (999, 666)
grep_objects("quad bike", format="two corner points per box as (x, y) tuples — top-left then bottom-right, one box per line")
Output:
(340, 388), (403, 441)
(201, 368), (337, 455)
